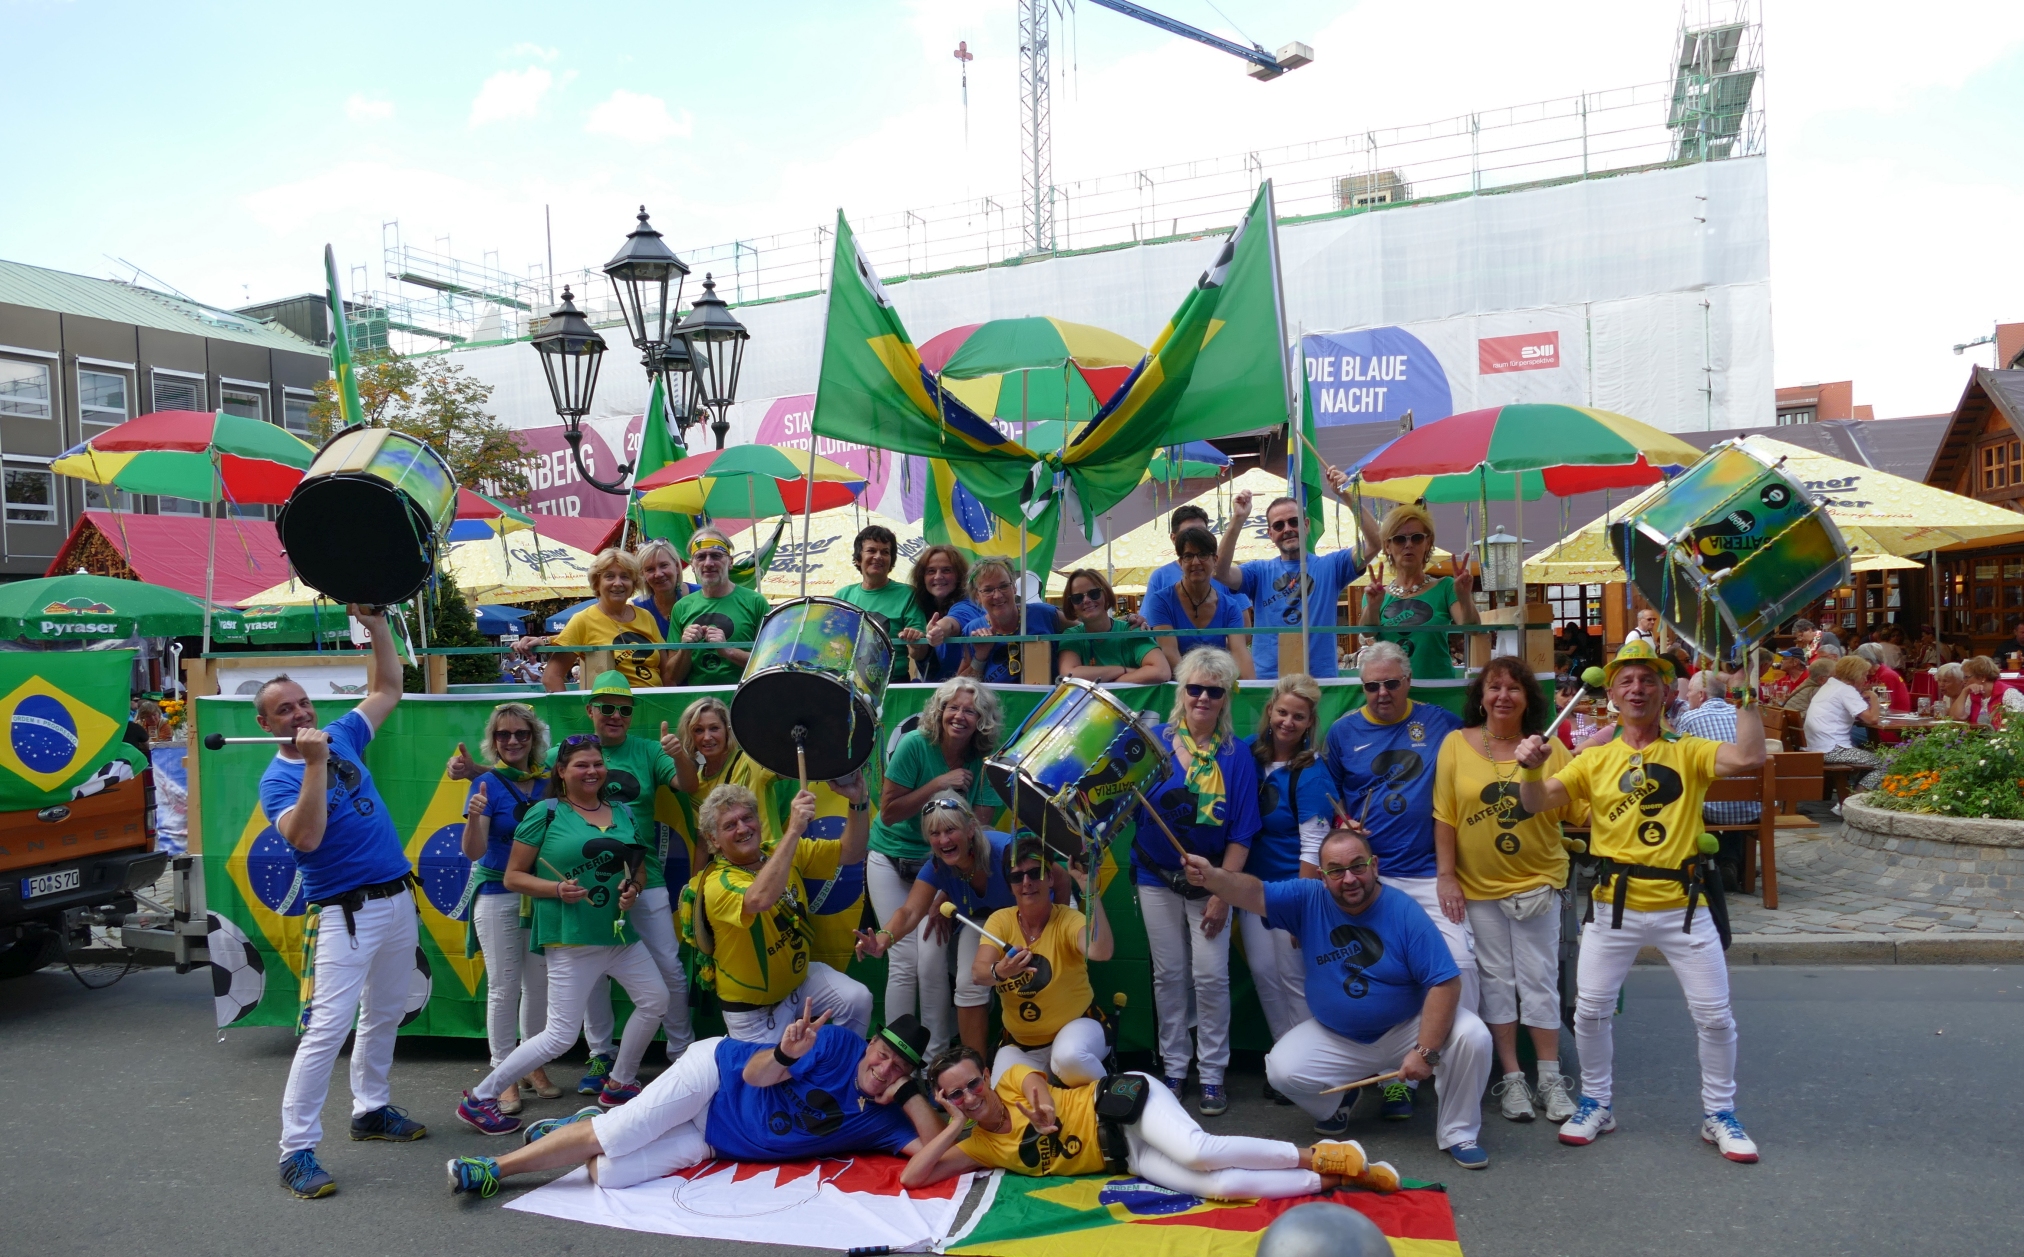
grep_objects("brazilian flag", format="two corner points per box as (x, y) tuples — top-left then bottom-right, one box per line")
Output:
(0, 650), (134, 810)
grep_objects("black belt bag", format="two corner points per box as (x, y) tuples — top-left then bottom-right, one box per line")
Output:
(890, 855), (930, 885)
(1093, 1073), (1150, 1174)
(311, 873), (417, 939)
(1587, 855), (1731, 950)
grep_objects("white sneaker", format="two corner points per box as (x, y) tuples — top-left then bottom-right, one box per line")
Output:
(1491, 1072), (1535, 1122)
(1535, 1070), (1578, 1123)
(1701, 1110), (1760, 1163)
(1558, 1097), (1615, 1146)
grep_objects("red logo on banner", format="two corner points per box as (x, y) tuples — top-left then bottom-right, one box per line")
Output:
(1479, 331), (1559, 374)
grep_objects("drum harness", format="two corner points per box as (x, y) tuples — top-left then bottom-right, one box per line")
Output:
(1582, 729), (1731, 950)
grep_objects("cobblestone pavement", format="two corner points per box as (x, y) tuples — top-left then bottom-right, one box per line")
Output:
(1727, 812), (2024, 936)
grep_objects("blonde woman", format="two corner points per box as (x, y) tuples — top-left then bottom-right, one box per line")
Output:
(546, 548), (667, 691)
(632, 538), (691, 638)
(1804, 654), (1885, 789)
(1361, 503), (1480, 680)
(1239, 674), (1329, 1080)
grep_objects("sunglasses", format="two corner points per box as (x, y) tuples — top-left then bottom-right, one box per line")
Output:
(590, 703), (633, 717)
(1625, 750), (1647, 792)
(494, 728), (532, 742)
(1322, 858), (1376, 880)
(1178, 551), (1214, 563)
(1362, 677), (1404, 693)
(940, 1074), (989, 1102)
(1008, 865), (1047, 884)
(1388, 531), (1430, 547)
(923, 799), (970, 815)
(1267, 518), (1301, 532)
(1184, 683), (1226, 700)
(559, 734), (602, 752)
(1069, 588), (1108, 605)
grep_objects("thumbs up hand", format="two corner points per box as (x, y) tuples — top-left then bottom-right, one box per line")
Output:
(447, 741), (479, 781)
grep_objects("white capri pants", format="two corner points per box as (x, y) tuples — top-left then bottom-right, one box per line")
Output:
(588, 1035), (726, 1189)
(1123, 1071), (1322, 1200)
(1136, 883), (1232, 1087)
(1381, 875), (1480, 1015)
(721, 961), (874, 1045)
(1266, 1010), (1494, 1152)
(868, 853), (955, 1054)
(1574, 904), (1737, 1114)
(475, 941), (668, 1100)
(1236, 909), (1310, 1040)
(574, 887), (694, 1060)
(990, 1017), (1108, 1088)
(1465, 895), (1562, 1030)
(471, 893), (534, 1069)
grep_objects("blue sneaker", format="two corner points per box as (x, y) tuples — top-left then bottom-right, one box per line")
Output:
(447, 1155), (501, 1198)
(1313, 1100), (1353, 1137)
(577, 1053), (615, 1095)
(1162, 1075), (1186, 1099)
(1262, 1081), (1294, 1107)
(1559, 1096), (1616, 1146)
(598, 1076), (643, 1109)
(1196, 1084), (1228, 1116)
(1447, 1140), (1490, 1170)
(1379, 1082), (1415, 1121)
(524, 1105), (603, 1146)
(279, 1148), (335, 1199)
(456, 1090), (524, 1137)
(350, 1104), (427, 1142)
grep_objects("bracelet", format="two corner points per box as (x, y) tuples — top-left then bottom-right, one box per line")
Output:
(1520, 764), (1546, 782)
(875, 928), (894, 940)
(772, 1045), (799, 1069)
(849, 800), (870, 813)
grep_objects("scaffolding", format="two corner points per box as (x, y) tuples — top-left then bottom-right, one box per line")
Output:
(344, 222), (552, 356)
(1667, 0), (1765, 163)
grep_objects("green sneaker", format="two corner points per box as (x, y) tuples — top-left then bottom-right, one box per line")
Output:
(524, 1105), (603, 1146)
(447, 1155), (501, 1198)
(577, 1053), (615, 1095)
(1380, 1082), (1415, 1121)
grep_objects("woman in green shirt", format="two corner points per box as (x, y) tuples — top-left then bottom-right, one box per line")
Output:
(1360, 502), (1482, 681)
(867, 676), (1003, 1054)
(833, 523), (926, 681)
(1056, 568), (1171, 686)
(456, 737), (669, 1134)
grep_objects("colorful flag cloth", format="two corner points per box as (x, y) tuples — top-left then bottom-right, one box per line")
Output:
(0, 649), (136, 809)
(628, 374), (696, 550)
(504, 1157), (974, 1251)
(942, 1171), (1463, 1257)
(923, 457), (1061, 578)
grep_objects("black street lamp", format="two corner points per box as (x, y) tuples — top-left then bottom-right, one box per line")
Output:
(529, 286), (615, 488)
(675, 274), (749, 450)
(651, 334), (709, 444)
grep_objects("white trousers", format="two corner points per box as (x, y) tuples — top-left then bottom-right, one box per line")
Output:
(472, 894), (533, 1069)
(1136, 884), (1232, 1087)
(720, 962), (873, 1045)
(1266, 1011), (1494, 1151)
(1574, 905), (1737, 1114)
(278, 889), (419, 1157)
(868, 853), (955, 1054)
(476, 942), (668, 1099)
(991, 1017), (1108, 1087)
(1380, 876), (1480, 1016)
(589, 1035), (724, 1189)
(1236, 909), (1310, 1040)
(577, 887), (693, 1059)
(1465, 897), (1562, 1030)
(1123, 1071), (1321, 1200)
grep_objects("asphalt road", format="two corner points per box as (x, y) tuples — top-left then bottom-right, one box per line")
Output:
(3, 963), (2018, 1257)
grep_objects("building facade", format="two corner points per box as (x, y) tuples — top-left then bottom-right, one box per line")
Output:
(0, 259), (330, 578)
(1925, 367), (2024, 656)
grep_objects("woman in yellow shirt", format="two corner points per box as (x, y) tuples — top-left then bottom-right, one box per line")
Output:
(543, 548), (669, 692)
(972, 834), (1112, 1087)
(1433, 656), (1584, 1126)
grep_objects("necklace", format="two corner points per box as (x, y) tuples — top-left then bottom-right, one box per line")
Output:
(1181, 581), (1213, 613)
(566, 795), (605, 816)
(1385, 574), (1432, 598)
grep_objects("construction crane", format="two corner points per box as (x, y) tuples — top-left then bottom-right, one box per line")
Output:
(1018, 0), (1312, 255)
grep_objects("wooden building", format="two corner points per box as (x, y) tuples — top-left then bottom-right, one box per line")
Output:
(1923, 367), (2024, 654)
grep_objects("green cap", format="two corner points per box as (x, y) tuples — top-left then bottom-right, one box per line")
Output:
(588, 670), (634, 701)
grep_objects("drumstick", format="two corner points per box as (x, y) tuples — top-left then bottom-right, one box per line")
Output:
(1321, 1069), (1402, 1096)
(1539, 665), (1608, 744)
(792, 723), (809, 792)
(203, 733), (296, 749)
(1128, 785), (1192, 861)
(937, 901), (1017, 953)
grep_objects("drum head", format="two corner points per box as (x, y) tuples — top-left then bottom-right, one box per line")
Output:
(277, 475), (440, 605)
(730, 668), (877, 782)
(983, 761), (1094, 865)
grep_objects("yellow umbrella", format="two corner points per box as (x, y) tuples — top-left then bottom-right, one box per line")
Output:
(239, 530), (604, 605)
(1524, 435), (2024, 583)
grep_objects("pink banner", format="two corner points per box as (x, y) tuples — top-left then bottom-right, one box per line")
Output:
(1478, 330), (1560, 375)
(481, 417), (644, 520)
(754, 394), (911, 515)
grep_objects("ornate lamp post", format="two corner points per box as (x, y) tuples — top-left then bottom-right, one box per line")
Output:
(651, 333), (708, 445)
(675, 274), (750, 450)
(529, 286), (610, 487)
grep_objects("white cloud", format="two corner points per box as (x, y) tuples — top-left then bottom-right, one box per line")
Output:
(507, 42), (559, 62)
(585, 90), (692, 144)
(469, 67), (552, 127)
(345, 94), (393, 122)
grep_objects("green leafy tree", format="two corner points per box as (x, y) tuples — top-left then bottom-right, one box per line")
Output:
(399, 572), (495, 690)
(310, 350), (532, 503)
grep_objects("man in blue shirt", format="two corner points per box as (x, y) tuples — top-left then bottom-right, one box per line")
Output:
(448, 1006), (940, 1196)
(1213, 476), (1378, 679)
(255, 606), (424, 1199)
(1183, 828), (1494, 1170)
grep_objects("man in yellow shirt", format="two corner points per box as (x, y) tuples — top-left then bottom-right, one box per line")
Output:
(1515, 638), (1764, 1164)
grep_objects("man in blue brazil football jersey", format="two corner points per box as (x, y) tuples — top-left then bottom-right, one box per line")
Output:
(255, 605), (425, 1199)
(1213, 474), (1379, 679)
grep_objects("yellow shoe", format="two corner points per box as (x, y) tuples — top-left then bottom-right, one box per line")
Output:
(1309, 1140), (1367, 1178)
(1354, 1159), (1401, 1194)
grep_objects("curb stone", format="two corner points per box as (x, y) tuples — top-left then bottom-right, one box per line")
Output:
(1632, 934), (2024, 965)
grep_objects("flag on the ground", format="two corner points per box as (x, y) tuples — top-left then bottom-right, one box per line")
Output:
(0, 650), (135, 809)
(324, 245), (364, 430)
(629, 375), (695, 549)
(942, 1171), (1464, 1257)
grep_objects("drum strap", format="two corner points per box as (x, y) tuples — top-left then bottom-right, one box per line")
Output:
(1586, 855), (1730, 950)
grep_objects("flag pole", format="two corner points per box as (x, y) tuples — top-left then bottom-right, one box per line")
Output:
(801, 427), (817, 600)
(1262, 180), (1308, 675)
(202, 451), (218, 657)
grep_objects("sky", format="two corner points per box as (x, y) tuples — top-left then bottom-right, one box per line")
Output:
(1, 0), (2020, 418)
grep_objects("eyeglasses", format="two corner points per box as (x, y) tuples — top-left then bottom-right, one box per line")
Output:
(1008, 865), (1047, 884)
(1069, 588), (1108, 605)
(940, 1074), (989, 1102)
(590, 703), (633, 717)
(1321, 858), (1376, 879)
(1184, 683), (1226, 700)
(1388, 531), (1429, 547)
(1267, 518), (1301, 532)
(1362, 677), (1404, 693)
(976, 582), (1014, 598)
(494, 729), (532, 742)
(1178, 551), (1214, 564)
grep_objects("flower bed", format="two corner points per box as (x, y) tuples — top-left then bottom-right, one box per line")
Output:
(1870, 722), (2024, 821)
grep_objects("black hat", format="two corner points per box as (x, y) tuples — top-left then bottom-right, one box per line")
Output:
(874, 1014), (931, 1068)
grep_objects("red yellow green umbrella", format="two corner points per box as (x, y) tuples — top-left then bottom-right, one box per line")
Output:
(633, 445), (864, 517)
(919, 317), (1145, 425)
(51, 409), (316, 504)
(1352, 404), (1701, 500)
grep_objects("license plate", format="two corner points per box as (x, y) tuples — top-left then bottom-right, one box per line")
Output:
(21, 869), (81, 899)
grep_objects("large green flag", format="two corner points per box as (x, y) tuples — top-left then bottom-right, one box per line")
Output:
(921, 457), (1061, 579)
(0, 650), (137, 810)
(324, 245), (363, 430)
(628, 375), (695, 550)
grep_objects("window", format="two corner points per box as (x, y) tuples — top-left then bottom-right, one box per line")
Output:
(282, 391), (314, 436)
(156, 496), (206, 516)
(152, 373), (202, 412)
(3, 464), (56, 523)
(1981, 440), (2023, 493)
(1, 359), (53, 419)
(220, 387), (265, 423)
(85, 483), (135, 512)
(79, 368), (129, 433)
(1776, 407), (1814, 426)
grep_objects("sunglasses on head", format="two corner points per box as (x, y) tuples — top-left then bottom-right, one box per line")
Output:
(560, 734), (601, 750)
(590, 703), (633, 717)
(1008, 865), (1047, 884)
(923, 799), (970, 815)
(1362, 677), (1404, 693)
(1184, 683), (1227, 701)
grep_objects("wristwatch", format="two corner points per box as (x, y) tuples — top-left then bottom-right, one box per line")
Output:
(1414, 1045), (1442, 1067)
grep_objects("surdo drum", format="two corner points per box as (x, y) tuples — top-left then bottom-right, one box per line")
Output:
(730, 596), (892, 781)
(275, 427), (457, 606)
(1611, 440), (1850, 662)
(985, 678), (1171, 864)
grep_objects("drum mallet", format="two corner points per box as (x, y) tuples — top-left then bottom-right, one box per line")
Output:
(1128, 785), (1193, 862)
(1321, 1068), (1403, 1096)
(937, 901), (1018, 953)
(1537, 665), (1609, 745)
(202, 733), (297, 749)
(791, 723), (809, 791)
